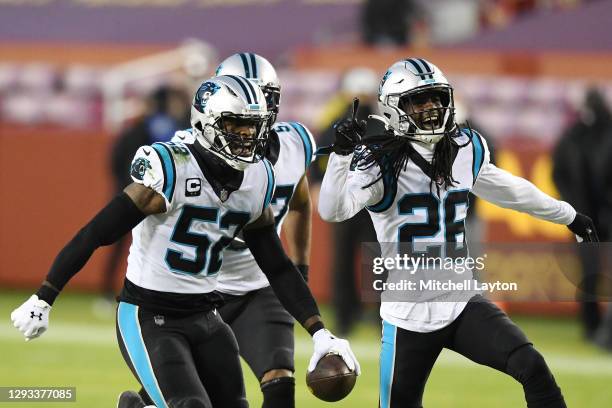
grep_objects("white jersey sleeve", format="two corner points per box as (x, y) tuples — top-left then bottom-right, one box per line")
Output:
(470, 130), (491, 184)
(472, 162), (576, 224)
(273, 121), (317, 172)
(291, 121), (317, 172)
(130, 144), (178, 211)
(318, 151), (384, 222)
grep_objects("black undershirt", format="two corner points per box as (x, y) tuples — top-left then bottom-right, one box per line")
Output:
(188, 141), (244, 201)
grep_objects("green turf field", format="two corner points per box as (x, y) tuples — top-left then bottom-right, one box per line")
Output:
(1, 291), (612, 407)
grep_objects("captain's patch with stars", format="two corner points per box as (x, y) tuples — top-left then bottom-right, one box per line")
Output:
(131, 157), (152, 181)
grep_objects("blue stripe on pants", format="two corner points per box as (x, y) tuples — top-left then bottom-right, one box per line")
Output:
(380, 320), (397, 408)
(117, 302), (168, 408)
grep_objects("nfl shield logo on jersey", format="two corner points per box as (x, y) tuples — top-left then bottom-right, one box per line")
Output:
(220, 189), (229, 202)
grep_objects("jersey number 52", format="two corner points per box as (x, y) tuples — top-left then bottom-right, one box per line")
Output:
(166, 206), (250, 276)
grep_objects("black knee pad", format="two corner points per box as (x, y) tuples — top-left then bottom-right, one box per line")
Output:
(506, 344), (550, 384)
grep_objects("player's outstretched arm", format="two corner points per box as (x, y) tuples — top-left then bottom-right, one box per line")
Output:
(318, 99), (382, 222)
(472, 163), (598, 240)
(283, 174), (312, 281)
(243, 208), (360, 374)
(318, 153), (383, 222)
(10, 183), (164, 341)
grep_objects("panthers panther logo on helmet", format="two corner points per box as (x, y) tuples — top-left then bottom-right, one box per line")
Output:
(194, 82), (221, 112)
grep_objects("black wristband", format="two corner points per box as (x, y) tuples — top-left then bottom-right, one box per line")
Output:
(307, 320), (325, 336)
(36, 282), (60, 306)
(296, 265), (309, 282)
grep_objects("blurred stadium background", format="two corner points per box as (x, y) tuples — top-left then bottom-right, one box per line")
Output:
(1, 0), (612, 407)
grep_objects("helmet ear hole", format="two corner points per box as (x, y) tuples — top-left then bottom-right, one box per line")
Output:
(195, 121), (203, 132)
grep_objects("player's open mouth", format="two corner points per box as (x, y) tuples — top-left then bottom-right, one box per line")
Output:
(230, 141), (255, 157)
(421, 113), (439, 129)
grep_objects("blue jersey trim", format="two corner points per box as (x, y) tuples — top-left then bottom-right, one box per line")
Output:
(152, 143), (176, 202)
(380, 321), (397, 408)
(468, 129), (485, 182)
(366, 156), (397, 213)
(262, 158), (275, 210)
(117, 303), (168, 408)
(289, 122), (313, 170)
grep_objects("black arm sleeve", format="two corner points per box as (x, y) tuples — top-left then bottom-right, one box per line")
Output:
(36, 193), (146, 305)
(243, 223), (320, 325)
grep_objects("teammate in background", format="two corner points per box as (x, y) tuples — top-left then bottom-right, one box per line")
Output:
(213, 53), (315, 408)
(134, 52), (318, 408)
(318, 58), (597, 408)
(10, 75), (359, 408)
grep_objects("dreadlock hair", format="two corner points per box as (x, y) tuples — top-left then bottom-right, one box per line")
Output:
(356, 123), (473, 195)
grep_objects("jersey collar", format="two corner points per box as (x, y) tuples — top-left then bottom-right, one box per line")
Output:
(188, 141), (244, 201)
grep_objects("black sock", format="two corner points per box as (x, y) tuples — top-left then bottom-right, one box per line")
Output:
(261, 377), (295, 408)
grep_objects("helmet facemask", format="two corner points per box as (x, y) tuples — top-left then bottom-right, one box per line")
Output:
(388, 85), (456, 144)
(261, 84), (281, 123)
(197, 112), (272, 170)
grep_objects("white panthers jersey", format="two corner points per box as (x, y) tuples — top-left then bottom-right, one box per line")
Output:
(125, 141), (275, 294)
(364, 130), (484, 244)
(215, 121), (316, 295)
(320, 125), (575, 333)
(356, 129), (488, 332)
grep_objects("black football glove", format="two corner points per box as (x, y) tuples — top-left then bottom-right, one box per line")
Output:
(568, 212), (599, 242)
(316, 98), (367, 156)
(333, 98), (367, 155)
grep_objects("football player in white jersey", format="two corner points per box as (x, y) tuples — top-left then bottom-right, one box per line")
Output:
(167, 53), (316, 408)
(318, 58), (598, 408)
(10, 75), (359, 408)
